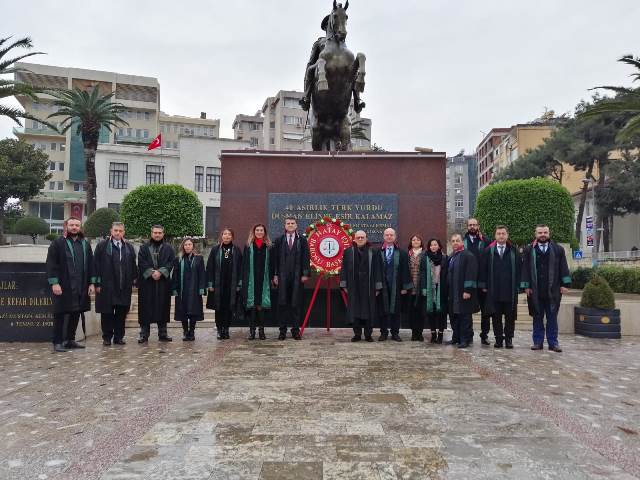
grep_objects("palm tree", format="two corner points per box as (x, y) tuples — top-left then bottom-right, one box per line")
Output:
(350, 118), (370, 149)
(48, 86), (128, 215)
(0, 36), (56, 128)
(581, 55), (640, 141)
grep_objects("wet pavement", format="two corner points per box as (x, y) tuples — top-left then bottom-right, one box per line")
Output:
(0, 327), (639, 480)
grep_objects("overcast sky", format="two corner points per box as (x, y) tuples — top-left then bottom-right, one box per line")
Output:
(1, 0), (639, 154)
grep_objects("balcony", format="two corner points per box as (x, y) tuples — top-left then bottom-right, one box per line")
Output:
(115, 135), (149, 145)
(13, 126), (64, 137)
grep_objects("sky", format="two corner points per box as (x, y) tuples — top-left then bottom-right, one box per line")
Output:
(1, 0), (639, 154)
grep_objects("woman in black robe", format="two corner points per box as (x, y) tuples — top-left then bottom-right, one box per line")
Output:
(420, 238), (449, 344)
(206, 228), (242, 340)
(171, 238), (206, 341)
(241, 224), (272, 340)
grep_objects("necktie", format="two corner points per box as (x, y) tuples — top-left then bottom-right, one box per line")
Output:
(386, 247), (393, 262)
(114, 241), (122, 261)
(498, 245), (504, 258)
(541, 244), (547, 254)
(288, 234), (293, 249)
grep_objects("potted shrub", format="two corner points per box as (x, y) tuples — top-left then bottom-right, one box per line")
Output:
(574, 274), (621, 339)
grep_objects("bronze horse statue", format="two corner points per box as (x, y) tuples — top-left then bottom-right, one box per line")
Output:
(301, 1), (366, 151)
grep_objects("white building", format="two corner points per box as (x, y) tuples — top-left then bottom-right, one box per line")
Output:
(96, 137), (249, 238)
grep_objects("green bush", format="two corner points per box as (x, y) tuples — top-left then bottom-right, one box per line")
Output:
(475, 178), (575, 245)
(571, 267), (594, 289)
(84, 207), (119, 238)
(14, 215), (49, 244)
(120, 184), (203, 238)
(580, 274), (616, 309)
(45, 233), (58, 242)
(571, 266), (640, 294)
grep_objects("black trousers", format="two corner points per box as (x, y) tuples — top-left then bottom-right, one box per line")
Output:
(182, 317), (198, 332)
(140, 322), (169, 339)
(216, 307), (233, 329)
(451, 313), (473, 344)
(53, 311), (80, 345)
(475, 291), (491, 339)
(248, 308), (265, 328)
(380, 312), (401, 335)
(101, 305), (129, 341)
(492, 301), (516, 340)
(427, 311), (447, 331)
(353, 317), (373, 338)
(408, 298), (424, 334)
(278, 305), (301, 333)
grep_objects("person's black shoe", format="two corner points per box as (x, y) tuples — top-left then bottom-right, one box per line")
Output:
(531, 344), (543, 350)
(138, 337), (148, 344)
(494, 342), (503, 349)
(378, 334), (388, 342)
(217, 330), (224, 340)
(430, 332), (437, 343)
(457, 342), (470, 349)
(436, 332), (443, 344)
(292, 332), (302, 341)
(278, 332), (286, 341)
(258, 327), (266, 340)
(505, 338), (513, 349)
(365, 335), (374, 342)
(223, 328), (231, 339)
(65, 340), (85, 349)
(102, 339), (112, 346)
(391, 334), (402, 342)
(53, 343), (70, 353)
(351, 335), (362, 342)
(549, 345), (563, 353)
(410, 332), (417, 341)
(183, 333), (190, 341)
(113, 339), (126, 345)
(480, 337), (490, 346)
(248, 328), (256, 340)
(159, 335), (173, 342)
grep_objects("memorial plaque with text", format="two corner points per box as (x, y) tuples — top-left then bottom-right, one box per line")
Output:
(0, 271), (54, 342)
(268, 193), (398, 243)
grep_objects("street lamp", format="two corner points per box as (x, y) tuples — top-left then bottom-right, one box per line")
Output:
(582, 178), (597, 267)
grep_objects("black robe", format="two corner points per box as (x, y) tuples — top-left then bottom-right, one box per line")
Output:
(340, 244), (383, 325)
(94, 238), (137, 314)
(419, 253), (449, 315)
(378, 247), (412, 315)
(46, 235), (93, 314)
(447, 249), (479, 315)
(137, 240), (175, 325)
(171, 254), (206, 321)
(206, 244), (242, 311)
(479, 243), (521, 316)
(240, 242), (272, 309)
(272, 233), (310, 307)
(520, 240), (571, 315)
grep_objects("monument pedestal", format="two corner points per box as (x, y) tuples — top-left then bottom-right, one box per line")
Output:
(219, 150), (447, 327)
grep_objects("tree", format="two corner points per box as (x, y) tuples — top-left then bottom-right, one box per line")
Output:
(350, 119), (370, 148)
(596, 152), (640, 217)
(47, 85), (128, 215)
(14, 215), (49, 244)
(581, 55), (640, 142)
(0, 36), (57, 128)
(120, 184), (203, 238)
(83, 207), (119, 238)
(474, 178), (575, 246)
(0, 139), (50, 243)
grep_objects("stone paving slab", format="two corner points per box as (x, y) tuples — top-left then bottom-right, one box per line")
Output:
(0, 328), (638, 479)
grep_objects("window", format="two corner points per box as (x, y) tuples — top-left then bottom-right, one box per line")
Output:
(270, 137), (275, 145)
(455, 211), (465, 219)
(108, 203), (121, 213)
(57, 181), (63, 191)
(250, 123), (261, 131)
(194, 166), (204, 192)
(58, 162), (64, 171)
(160, 125), (165, 133)
(50, 142), (57, 151)
(73, 183), (86, 192)
(206, 167), (221, 193)
(127, 128), (133, 137)
(146, 165), (164, 185)
(283, 97), (301, 108)
(60, 143), (66, 152)
(136, 129), (142, 138)
(136, 111), (143, 120)
(49, 161), (56, 171)
(455, 198), (464, 208)
(144, 111), (150, 121)
(173, 125), (178, 133)
(250, 137), (259, 147)
(109, 162), (128, 189)
(284, 115), (302, 126)
(269, 121), (275, 129)
(143, 129), (149, 139)
(173, 141), (178, 149)
(49, 181), (55, 190)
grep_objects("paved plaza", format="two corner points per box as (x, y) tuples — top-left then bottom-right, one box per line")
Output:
(0, 328), (639, 480)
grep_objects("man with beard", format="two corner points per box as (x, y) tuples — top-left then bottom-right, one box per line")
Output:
(447, 233), (479, 348)
(137, 225), (175, 343)
(378, 228), (412, 342)
(340, 230), (383, 342)
(94, 222), (137, 345)
(521, 225), (571, 352)
(272, 217), (310, 341)
(46, 217), (94, 352)
(479, 226), (521, 349)
(464, 218), (492, 345)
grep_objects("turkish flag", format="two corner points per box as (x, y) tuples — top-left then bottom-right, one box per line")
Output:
(147, 133), (162, 151)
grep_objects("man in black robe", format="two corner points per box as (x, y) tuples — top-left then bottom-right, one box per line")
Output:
(93, 222), (137, 346)
(464, 217), (492, 345)
(447, 233), (479, 349)
(340, 230), (383, 342)
(46, 217), (94, 352)
(479, 226), (521, 349)
(378, 228), (412, 342)
(272, 217), (310, 340)
(521, 224), (571, 352)
(137, 225), (175, 343)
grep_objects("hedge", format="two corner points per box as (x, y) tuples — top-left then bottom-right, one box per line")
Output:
(83, 208), (119, 238)
(571, 266), (640, 294)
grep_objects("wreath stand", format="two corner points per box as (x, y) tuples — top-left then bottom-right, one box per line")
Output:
(299, 274), (349, 337)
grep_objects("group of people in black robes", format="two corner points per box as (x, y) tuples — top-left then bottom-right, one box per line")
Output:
(45, 215), (570, 353)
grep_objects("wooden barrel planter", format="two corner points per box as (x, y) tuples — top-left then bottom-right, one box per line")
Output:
(574, 306), (621, 339)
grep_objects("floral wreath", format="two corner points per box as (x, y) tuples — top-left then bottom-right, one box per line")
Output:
(303, 216), (354, 276)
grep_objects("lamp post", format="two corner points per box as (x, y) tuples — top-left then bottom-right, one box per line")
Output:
(582, 178), (597, 267)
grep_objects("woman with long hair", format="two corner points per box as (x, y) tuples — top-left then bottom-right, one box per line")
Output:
(407, 234), (426, 341)
(241, 224), (272, 340)
(171, 237), (206, 341)
(420, 238), (448, 344)
(206, 228), (242, 340)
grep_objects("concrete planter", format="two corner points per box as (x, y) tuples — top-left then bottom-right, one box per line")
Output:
(574, 306), (621, 339)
